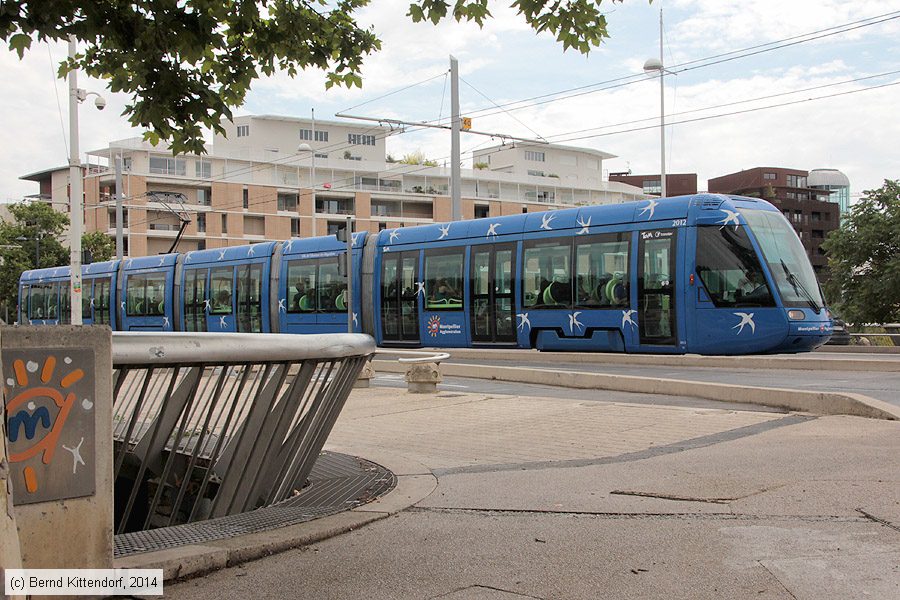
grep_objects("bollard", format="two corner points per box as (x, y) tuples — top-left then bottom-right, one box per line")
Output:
(405, 361), (442, 394)
(354, 361), (375, 389)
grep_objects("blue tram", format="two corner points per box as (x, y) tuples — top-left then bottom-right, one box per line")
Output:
(18, 194), (833, 354)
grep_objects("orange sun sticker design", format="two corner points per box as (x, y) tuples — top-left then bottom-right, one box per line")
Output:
(5, 355), (84, 494)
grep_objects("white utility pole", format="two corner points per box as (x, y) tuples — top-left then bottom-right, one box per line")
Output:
(450, 55), (461, 221)
(68, 36), (84, 325)
(658, 9), (666, 199)
(345, 215), (353, 333)
(115, 155), (124, 261)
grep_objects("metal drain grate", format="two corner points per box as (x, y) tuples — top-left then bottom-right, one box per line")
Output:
(114, 451), (396, 558)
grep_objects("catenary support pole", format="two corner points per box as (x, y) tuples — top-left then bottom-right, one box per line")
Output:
(450, 55), (461, 221)
(68, 35), (83, 324)
(115, 155), (124, 261)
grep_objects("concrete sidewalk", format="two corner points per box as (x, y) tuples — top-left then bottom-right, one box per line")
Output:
(166, 386), (900, 600)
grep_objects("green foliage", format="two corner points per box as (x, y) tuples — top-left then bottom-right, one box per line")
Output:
(400, 150), (438, 166)
(2, 1), (626, 155)
(473, 161), (489, 169)
(0, 202), (70, 317)
(82, 231), (116, 263)
(821, 179), (900, 324)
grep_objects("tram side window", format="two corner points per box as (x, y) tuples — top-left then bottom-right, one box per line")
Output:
(126, 274), (167, 316)
(183, 269), (208, 331)
(19, 286), (29, 322)
(210, 267), (233, 314)
(59, 282), (71, 324)
(94, 278), (112, 325)
(236, 264), (263, 332)
(695, 226), (775, 308)
(425, 249), (464, 310)
(523, 239), (571, 308)
(575, 234), (630, 308)
(286, 260), (317, 312)
(317, 258), (346, 313)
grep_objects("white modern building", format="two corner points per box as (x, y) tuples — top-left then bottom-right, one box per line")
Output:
(808, 168), (851, 218)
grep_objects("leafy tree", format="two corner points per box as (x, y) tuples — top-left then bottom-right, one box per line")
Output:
(0, 202), (69, 318)
(2, 0), (624, 155)
(400, 150), (439, 166)
(82, 231), (116, 263)
(821, 179), (900, 324)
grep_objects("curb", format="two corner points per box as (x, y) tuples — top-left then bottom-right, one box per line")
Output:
(114, 452), (438, 582)
(419, 348), (900, 372)
(374, 360), (900, 421)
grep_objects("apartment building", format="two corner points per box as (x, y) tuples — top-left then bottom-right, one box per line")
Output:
(23, 115), (647, 257)
(607, 173), (698, 197)
(708, 167), (839, 277)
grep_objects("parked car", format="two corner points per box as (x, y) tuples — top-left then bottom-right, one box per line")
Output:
(827, 318), (851, 345)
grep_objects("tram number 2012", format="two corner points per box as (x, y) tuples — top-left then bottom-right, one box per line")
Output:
(671, 219), (687, 227)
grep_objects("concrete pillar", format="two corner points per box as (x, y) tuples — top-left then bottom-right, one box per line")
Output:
(354, 361), (375, 389)
(1, 326), (113, 578)
(0, 329), (24, 599)
(405, 362), (442, 394)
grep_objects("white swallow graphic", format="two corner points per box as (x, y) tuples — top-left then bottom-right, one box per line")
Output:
(352, 312), (358, 326)
(158, 256), (166, 266)
(61, 437), (86, 474)
(486, 223), (501, 239)
(203, 298), (211, 312)
(718, 209), (740, 227)
(540, 213), (555, 230)
(389, 229), (400, 244)
(639, 199), (659, 220)
(415, 281), (425, 297)
(622, 309), (638, 329)
(247, 245), (255, 256)
(89, 297), (95, 309)
(52, 268), (59, 277)
(278, 298), (286, 313)
(517, 312), (531, 332)
(126, 259), (134, 268)
(733, 312), (756, 335)
(185, 252), (193, 263)
(218, 249), (227, 261)
(120, 301), (126, 311)
(352, 233), (362, 246)
(283, 240), (293, 252)
(83, 265), (91, 274)
(568, 311), (584, 333)
(219, 315), (228, 328)
(576, 216), (591, 235)
(162, 316), (170, 328)
(438, 223), (450, 240)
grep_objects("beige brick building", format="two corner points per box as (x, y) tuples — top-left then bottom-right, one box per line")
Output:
(23, 115), (647, 257)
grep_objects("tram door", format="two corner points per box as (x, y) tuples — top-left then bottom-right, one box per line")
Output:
(381, 251), (420, 343)
(638, 230), (677, 346)
(470, 243), (516, 344)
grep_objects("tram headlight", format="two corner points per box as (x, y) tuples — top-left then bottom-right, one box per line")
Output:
(788, 310), (806, 320)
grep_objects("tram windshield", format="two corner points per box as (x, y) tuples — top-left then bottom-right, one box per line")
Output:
(739, 208), (825, 311)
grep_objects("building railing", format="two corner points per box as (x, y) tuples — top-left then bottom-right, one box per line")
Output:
(111, 332), (375, 533)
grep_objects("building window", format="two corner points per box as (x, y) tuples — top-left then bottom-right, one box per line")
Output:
(347, 133), (376, 146)
(197, 213), (206, 232)
(244, 215), (265, 236)
(290, 218), (300, 237)
(197, 240), (205, 251)
(525, 150), (545, 162)
(527, 170), (545, 177)
(242, 188), (249, 209)
(787, 174), (807, 188)
(197, 188), (211, 206)
(474, 205), (489, 219)
(221, 214), (227, 233)
(763, 172), (776, 180)
(642, 180), (662, 194)
(316, 198), (353, 215)
(300, 129), (329, 142)
(237, 125), (250, 137)
(378, 222), (387, 231)
(277, 192), (298, 211)
(107, 208), (129, 228)
(149, 156), (186, 176)
(196, 160), (211, 179)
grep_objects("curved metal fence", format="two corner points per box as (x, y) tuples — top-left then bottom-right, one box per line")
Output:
(111, 332), (375, 533)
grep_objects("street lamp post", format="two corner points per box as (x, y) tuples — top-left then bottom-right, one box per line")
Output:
(67, 36), (106, 325)
(643, 9), (668, 199)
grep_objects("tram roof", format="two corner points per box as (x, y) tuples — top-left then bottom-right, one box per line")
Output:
(20, 259), (119, 282)
(183, 242), (278, 266)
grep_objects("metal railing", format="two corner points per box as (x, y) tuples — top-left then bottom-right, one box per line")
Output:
(111, 332), (374, 533)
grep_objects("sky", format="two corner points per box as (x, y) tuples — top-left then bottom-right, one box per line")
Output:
(2, 0), (900, 203)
